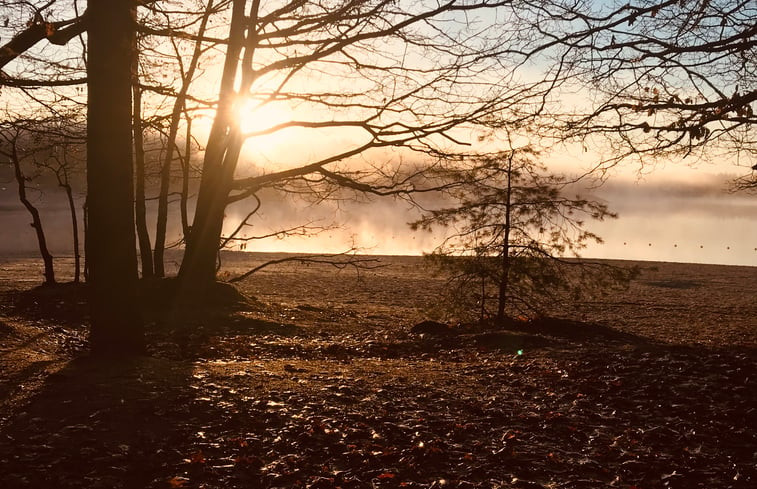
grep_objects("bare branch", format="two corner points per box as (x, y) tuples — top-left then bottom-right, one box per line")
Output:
(228, 249), (384, 283)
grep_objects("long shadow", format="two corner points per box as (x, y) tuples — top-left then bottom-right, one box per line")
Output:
(504, 316), (653, 345)
(0, 358), (57, 393)
(0, 354), (208, 489)
(0, 319), (14, 337)
(0, 278), (319, 487)
(0, 329), (61, 358)
(0, 280), (292, 488)
(0, 278), (261, 488)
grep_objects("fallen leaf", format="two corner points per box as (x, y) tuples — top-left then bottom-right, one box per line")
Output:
(167, 476), (189, 488)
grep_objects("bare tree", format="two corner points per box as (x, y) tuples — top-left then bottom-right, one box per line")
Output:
(175, 0), (567, 293)
(733, 165), (757, 192)
(528, 1), (757, 176)
(2, 1), (605, 314)
(36, 120), (86, 283)
(0, 1), (146, 352)
(132, 65), (155, 278)
(0, 1), (87, 73)
(86, 0), (143, 354)
(138, 0), (220, 277)
(2, 0), (571, 274)
(0, 122), (56, 285)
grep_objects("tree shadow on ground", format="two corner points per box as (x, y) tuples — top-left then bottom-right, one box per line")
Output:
(0, 355), (209, 489)
(1, 287), (754, 489)
(503, 316), (651, 345)
(147, 314), (304, 360)
(8, 278), (262, 329)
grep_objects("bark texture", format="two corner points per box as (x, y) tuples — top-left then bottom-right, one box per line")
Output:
(86, 0), (143, 354)
(177, 0), (247, 293)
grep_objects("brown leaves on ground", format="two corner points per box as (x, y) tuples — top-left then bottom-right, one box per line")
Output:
(0, 255), (755, 488)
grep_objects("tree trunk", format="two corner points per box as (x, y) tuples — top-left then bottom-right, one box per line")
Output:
(178, 133), (243, 289)
(10, 144), (55, 285)
(87, 0), (143, 354)
(83, 199), (89, 282)
(132, 70), (154, 278)
(496, 154), (514, 322)
(62, 182), (81, 283)
(153, 3), (213, 277)
(180, 115), (192, 240)
(152, 125), (173, 278)
(177, 0), (247, 294)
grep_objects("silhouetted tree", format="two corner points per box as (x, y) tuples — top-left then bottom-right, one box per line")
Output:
(0, 2), (147, 352)
(0, 122), (56, 285)
(540, 1), (756, 175)
(0, 0), (583, 303)
(6, 114), (89, 284)
(733, 168), (757, 193)
(4, 1), (669, 321)
(142, 0), (217, 277)
(413, 147), (633, 322)
(36, 120), (86, 283)
(132, 66), (155, 279)
(86, 0), (143, 354)
(176, 0), (565, 293)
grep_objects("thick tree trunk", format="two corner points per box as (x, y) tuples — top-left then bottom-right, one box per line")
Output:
(178, 134), (242, 289)
(178, 178), (227, 286)
(177, 0), (247, 294)
(10, 145), (55, 285)
(87, 0), (143, 354)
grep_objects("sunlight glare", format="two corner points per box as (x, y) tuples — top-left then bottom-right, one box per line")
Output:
(189, 98), (295, 156)
(235, 98), (292, 138)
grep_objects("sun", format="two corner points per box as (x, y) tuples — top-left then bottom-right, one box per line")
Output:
(186, 98), (292, 142)
(234, 97), (292, 136)
(192, 94), (350, 168)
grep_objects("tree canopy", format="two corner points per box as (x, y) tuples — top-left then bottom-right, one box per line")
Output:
(537, 0), (756, 172)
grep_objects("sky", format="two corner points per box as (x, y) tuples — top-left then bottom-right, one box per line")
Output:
(1, 1), (755, 267)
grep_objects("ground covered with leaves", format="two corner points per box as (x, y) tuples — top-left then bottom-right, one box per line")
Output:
(0, 253), (755, 489)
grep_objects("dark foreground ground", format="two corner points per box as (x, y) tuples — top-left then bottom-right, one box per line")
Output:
(0, 252), (755, 489)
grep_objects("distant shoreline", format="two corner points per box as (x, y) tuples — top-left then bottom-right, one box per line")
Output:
(2, 249), (755, 270)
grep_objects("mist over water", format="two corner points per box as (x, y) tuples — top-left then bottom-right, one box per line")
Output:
(225, 173), (757, 266)
(222, 190), (441, 255)
(1, 171), (755, 266)
(581, 176), (757, 266)
(219, 173), (756, 266)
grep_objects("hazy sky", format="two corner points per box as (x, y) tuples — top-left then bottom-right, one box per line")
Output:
(1, 2), (754, 267)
